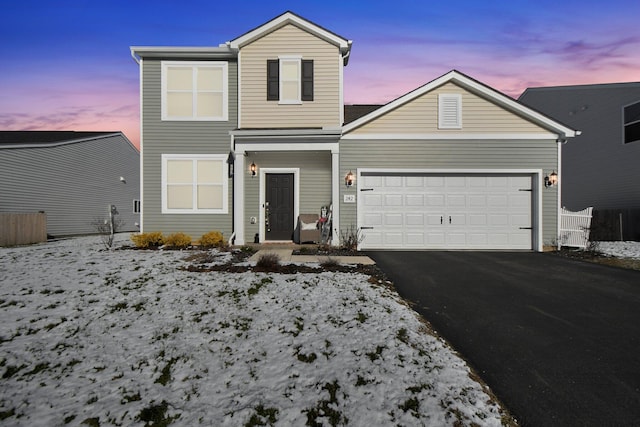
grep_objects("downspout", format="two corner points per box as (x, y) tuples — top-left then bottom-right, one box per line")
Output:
(230, 134), (236, 245)
(556, 135), (567, 250)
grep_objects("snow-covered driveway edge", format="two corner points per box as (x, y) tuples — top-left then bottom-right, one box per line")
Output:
(1, 236), (514, 426)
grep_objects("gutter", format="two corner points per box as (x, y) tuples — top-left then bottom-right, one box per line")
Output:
(130, 48), (140, 65)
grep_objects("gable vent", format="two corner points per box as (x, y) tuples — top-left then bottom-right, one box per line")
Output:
(438, 94), (462, 129)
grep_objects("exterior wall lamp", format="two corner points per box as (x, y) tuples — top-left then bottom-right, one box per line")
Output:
(345, 170), (354, 187)
(544, 171), (558, 188)
(250, 162), (257, 177)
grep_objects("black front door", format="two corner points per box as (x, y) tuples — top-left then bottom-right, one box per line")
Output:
(265, 173), (294, 241)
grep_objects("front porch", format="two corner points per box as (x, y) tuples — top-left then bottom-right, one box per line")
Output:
(231, 129), (342, 246)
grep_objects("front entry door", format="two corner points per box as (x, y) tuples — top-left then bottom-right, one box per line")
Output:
(265, 173), (294, 241)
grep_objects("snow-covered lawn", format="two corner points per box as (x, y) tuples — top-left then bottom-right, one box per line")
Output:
(594, 241), (640, 259)
(0, 236), (509, 426)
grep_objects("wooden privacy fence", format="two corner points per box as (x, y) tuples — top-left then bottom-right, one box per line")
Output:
(559, 207), (593, 249)
(0, 212), (47, 246)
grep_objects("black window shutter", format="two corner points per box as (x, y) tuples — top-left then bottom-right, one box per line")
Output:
(267, 60), (279, 100)
(301, 60), (314, 101)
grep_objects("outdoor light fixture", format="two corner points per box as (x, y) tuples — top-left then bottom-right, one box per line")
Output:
(345, 170), (354, 187)
(544, 171), (558, 188)
(250, 162), (257, 177)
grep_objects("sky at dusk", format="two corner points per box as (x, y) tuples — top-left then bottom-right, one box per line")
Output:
(1, 0), (639, 148)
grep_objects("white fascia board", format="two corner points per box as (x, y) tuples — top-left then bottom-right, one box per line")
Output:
(228, 12), (350, 50)
(357, 167), (542, 175)
(230, 128), (341, 137)
(130, 46), (234, 59)
(341, 132), (559, 140)
(343, 70), (577, 138)
(235, 141), (339, 154)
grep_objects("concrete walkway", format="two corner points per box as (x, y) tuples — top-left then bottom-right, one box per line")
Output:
(249, 248), (375, 265)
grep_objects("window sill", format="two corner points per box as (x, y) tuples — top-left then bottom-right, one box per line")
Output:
(278, 100), (303, 105)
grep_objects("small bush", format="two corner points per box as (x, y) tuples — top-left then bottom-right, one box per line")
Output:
(340, 225), (364, 252)
(256, 253), (280, 271)
(164, 232), (192, 249)
(130, 232), (164, 249)
(198, 231), (226, 249)
(320, 257), (340, 269)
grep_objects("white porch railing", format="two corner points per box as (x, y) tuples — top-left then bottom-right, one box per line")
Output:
(559, 207), (593, 249)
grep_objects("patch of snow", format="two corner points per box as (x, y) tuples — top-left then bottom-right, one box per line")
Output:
(1, 235), (508, 426)
(595, 241), (640, 259)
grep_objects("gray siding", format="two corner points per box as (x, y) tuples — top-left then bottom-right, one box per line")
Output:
(339, 138), (559, 246)
(140, 58), (238, 239)
(0, 134), (140, 237)
(243, 151), (332, 241)
(520, 84), (640, 211)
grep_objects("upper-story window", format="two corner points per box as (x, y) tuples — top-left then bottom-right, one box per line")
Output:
(267, 57), (314, 103)
(161, 61), (228, 121)
(438, 94), (462, 129)
(623, 100), (640, 144)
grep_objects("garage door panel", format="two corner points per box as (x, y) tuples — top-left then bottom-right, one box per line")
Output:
(384, 176), (403, 187)
(427, 195), (445, 206)
(384, 232), (403, 245)
(469, 214), (488, 226)
(448, 195), (466, 207)
(406, 214), (424, 226)
(384, 194), (402, 206)
(406, 233), (425, 245)
(468, 233), (489, 245)
(363, 212), (382, 226)
(359, 173), (534, 250)
(511, 214), (531, 227)
(362, 175), (382, 187)
(406, 194), (425, 206)
(426, 214), (443, 225)
(384, 213), (403, 226)
(362, 194), (382, 207)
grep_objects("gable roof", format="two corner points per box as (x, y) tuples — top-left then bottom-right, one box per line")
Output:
(0, 131), (135, 150)
(343, 70), (578, 138)
(344, 105), (383, 125)
(228, 11), (352, 63)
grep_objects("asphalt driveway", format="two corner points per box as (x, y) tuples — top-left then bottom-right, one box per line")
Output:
(368, 251), (640, 427)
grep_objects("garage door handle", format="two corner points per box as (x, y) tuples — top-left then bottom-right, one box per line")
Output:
(519, 227), (532, 230)
(449, 216), (452, 224)
(441, 216), (443, 224)
(361, 226), (374, 230)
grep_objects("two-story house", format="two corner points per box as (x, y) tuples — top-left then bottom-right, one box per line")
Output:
(520, 83), (640, 240)
(131, 11), (577, 251)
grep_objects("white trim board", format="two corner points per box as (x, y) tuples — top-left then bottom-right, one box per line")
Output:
(341, 133), (559, 140)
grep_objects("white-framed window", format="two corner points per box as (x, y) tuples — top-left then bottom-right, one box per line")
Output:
(267, 57), (313, 103)
(623, 100), (640, 144)
(133, 199), (141, 214)
(279, 56), (301, 104)
(438, 94), (462, 129)
(161, 154), (228, 214)
(161, 61), (228, 121)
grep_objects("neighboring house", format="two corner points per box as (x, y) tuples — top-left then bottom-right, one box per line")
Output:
(0, 131), (140, 238)
(520, 83), (640, 240)
(131, 11), (577, 251)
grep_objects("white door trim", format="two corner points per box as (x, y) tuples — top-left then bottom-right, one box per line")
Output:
(259, 168), (300, 243)
(356, 168), (543, 251)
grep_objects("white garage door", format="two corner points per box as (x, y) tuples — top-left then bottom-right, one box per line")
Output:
(359, 173), (534, 250)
